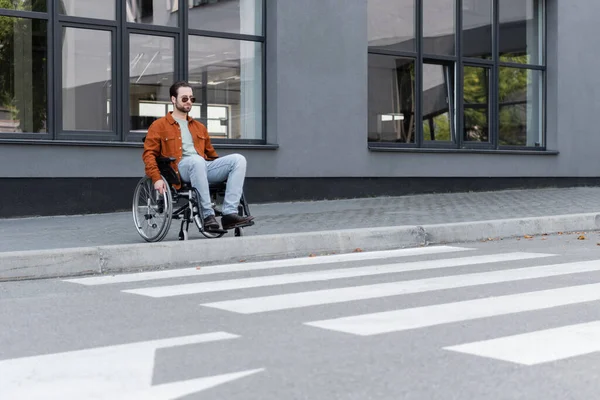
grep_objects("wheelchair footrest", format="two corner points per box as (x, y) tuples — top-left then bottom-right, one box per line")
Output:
(224, 220), (254, 230)
(204, 228), (228, 234)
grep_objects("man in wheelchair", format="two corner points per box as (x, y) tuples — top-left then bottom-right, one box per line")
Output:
(142, 81), (254, 231)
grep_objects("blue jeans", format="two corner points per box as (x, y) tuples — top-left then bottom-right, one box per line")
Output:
(178, 154), (247, 218)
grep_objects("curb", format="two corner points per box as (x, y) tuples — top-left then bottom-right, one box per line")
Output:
(1, 213), (599, 281)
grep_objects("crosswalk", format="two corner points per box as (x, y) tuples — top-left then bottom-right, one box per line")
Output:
(64, 245), (600, 366)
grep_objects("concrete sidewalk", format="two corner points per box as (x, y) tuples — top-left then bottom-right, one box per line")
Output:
(2, 187), (600, 280)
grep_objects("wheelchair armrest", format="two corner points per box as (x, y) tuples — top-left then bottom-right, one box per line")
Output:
(157, 156), (176, 164)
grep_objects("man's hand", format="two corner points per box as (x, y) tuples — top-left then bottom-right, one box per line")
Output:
(154, 180), (166, 194)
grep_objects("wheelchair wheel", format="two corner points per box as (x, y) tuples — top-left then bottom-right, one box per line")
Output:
(132, 176), (173, 242)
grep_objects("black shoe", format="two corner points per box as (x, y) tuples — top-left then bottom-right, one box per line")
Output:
(221, 213), (254, 230)
(203, 215), (220, 231)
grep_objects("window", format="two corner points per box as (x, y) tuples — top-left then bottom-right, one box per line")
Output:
(0, 17), (47, 135)
(60, 0), (115, 21)
(423, 0), (455, 55)
(463, 65), (490, 143)
(126, 0), (178, 27)
(368, 0), (415, 52)
(368, 55), (415, 143)
(423, 62), (455, 143)
(0, 0), (46, 12)
(61, 28), (112, 132)
(188, 0), (263, 36)
(129, 34), (175, 133)
(368, 0), (545, 150)
(188, 36), (263, 140)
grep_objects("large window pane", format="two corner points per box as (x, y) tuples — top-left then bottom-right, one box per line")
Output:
(423, 0), (455, 55)
(0, 17), (47, 133)
(126, 0), (178, 27)
(499, 67), (542, 146)
(368, 0), (415, 52)
(129, 34), (174, 132)
(59, 0), (115, 20)
(423, 62), (454, 142)
(499, 0), (542, 64)
(188, 36), (262, 140)
(62, 28), (112, 131)
(0, 0), (46, 12)
(188, 0), (263, 36)
(368, 55), (415, 143)
(462, 0), (492, 59)
(463, 65), (490, 142)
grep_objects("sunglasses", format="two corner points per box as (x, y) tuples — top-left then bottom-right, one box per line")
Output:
(180, 96), (196, 103)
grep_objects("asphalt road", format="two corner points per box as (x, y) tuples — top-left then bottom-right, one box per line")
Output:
(3, 232), (600, 399)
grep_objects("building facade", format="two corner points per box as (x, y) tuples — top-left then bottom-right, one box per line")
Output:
(0, 0), (595, 217)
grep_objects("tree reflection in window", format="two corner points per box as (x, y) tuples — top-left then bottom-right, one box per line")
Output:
(463, 66), (489, 142)
(0, 13), (47, 133)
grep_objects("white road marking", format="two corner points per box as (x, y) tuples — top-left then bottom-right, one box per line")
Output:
(202, 258), (600, 314)
(305, 282), (600, 335)
(123, 253), (551, 298)
(0, 332), (263, 399)
(64, 246), (472, 285)
(445, 321), (600, 365)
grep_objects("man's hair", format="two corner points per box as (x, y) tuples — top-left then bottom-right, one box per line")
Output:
(169, 81), (191, 99)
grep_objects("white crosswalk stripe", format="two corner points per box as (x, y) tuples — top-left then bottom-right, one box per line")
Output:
(63, 246), (600, 366)
(304, 282), (600, 335)
(64, 245), (472, 285)
(122, 252), (551, 298)
(201, 259), (598, 314)
(444, 321), (600, 365)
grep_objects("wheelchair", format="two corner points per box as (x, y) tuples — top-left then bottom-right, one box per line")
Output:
(132, 156), (253, 242)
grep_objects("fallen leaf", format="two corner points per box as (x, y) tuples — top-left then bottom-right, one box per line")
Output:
(597, 243), (600, 246)
(196, 267), (202, 270)
(558, 232), (563, 235)
(238, 259), (246, 263)
(578, 235), (586, 240)
(542, 233), (548, 236)
(309, 253), (316, 257)
(541, 238), (547, 240)
(524, 235), (533, 239)
(354, 248), (363, 253)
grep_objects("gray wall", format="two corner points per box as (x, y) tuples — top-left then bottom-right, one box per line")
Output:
(1, 0), (598, 180)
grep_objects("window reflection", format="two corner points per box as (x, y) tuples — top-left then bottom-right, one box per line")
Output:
(423, 63), (454, 142)
(0, 18), (47, 133)
(188, 36), (262, 139)
(129, 34), (174, 132)
(499, 0), (542, 64)
(368, 0), (415, 52)
(0, 0), (46, 12)
(126, 0), (178, 27)
(188, 0), (263, 36)
(423, 0), (455, 55)
(499, 67), (542, 146)
(462, 0), (492, 59)
(368, 55), (415, 143)
(62, 28), (112, 131)
(59, 0), (115, 20)
(463, 66), (490, 142)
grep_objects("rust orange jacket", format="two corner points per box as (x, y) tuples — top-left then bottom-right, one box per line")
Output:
(142, 112), (219, 188)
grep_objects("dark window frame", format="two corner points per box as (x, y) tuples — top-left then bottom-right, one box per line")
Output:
(368, 0), (547, 151)
(0, 0), (266, 145)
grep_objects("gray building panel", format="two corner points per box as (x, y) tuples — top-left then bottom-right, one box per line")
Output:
(1, 0), (600, 213)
